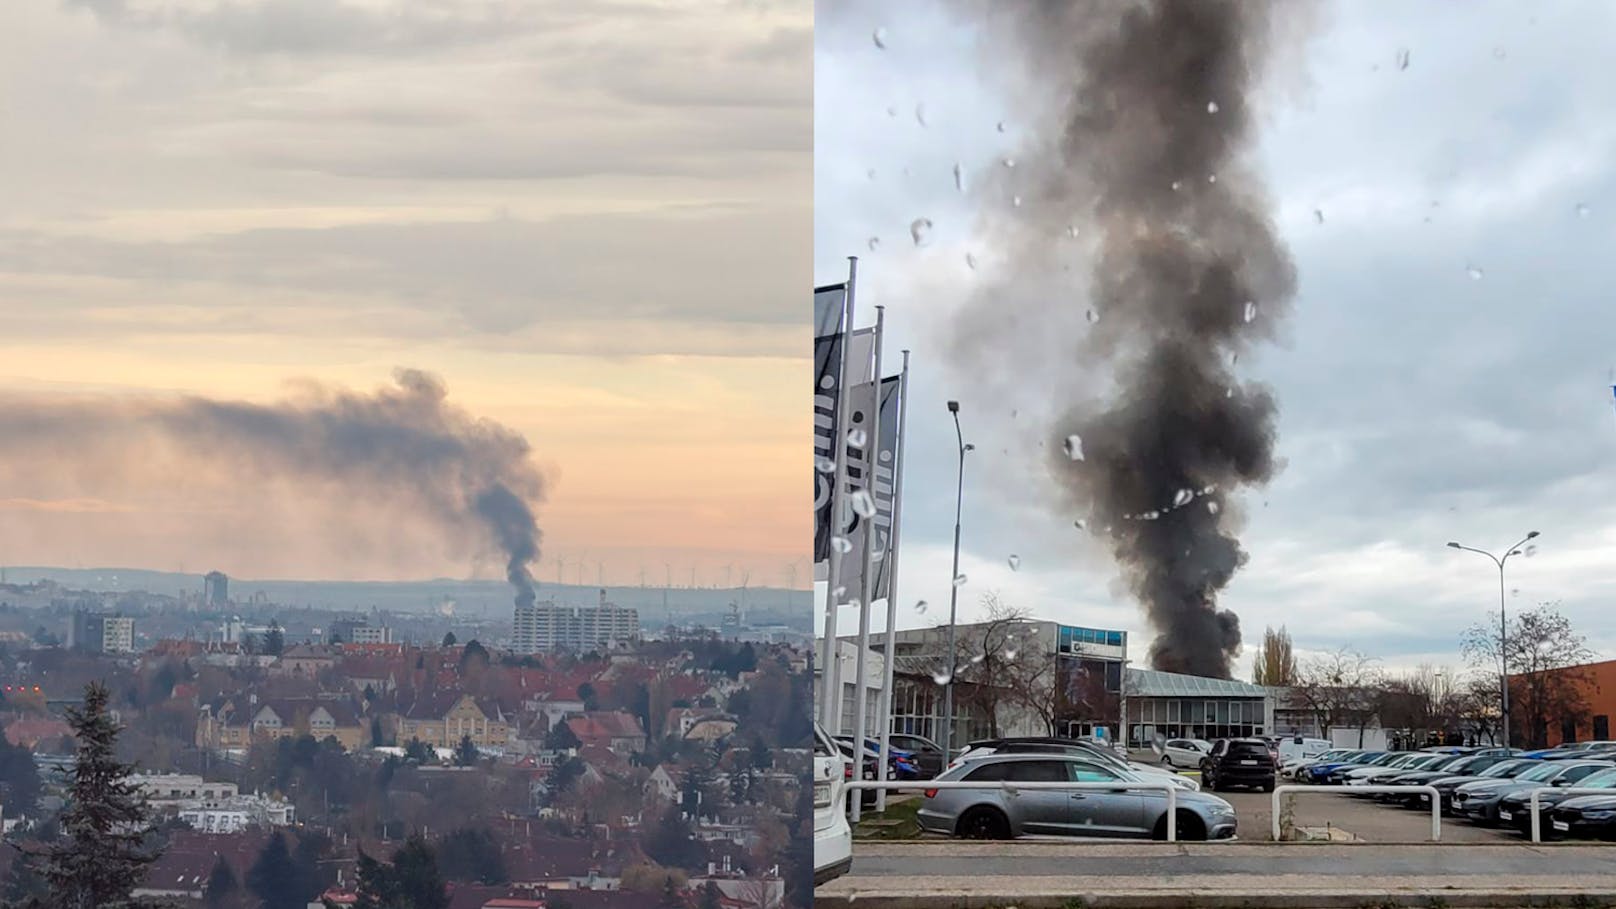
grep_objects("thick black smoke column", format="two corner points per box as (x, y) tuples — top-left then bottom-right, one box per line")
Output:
(0, 369), (544, 605)
(961, 1), (1299, 677)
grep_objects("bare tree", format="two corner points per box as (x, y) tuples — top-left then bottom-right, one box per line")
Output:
(949, 594), (1056, 736)
(1250, 626), (1299, 687)
(1292, 647), (1383, 743)
(1462, 603), (1595, 748)
(1375, 664), (1463, 747)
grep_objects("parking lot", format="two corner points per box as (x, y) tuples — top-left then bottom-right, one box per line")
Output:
(1219, 788), (1518, 843)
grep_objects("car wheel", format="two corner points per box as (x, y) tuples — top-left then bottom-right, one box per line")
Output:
(1154, 809), (1206, 841)
(1162, 755), (1174, 767)
(1261, 780), (1276, 793)
(956, 806), (1011, 840)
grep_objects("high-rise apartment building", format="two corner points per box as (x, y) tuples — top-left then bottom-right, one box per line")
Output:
(513, 590), (639, 653)
(203, 571), (229, 608)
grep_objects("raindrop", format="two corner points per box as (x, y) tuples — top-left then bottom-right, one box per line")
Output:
(1067, 225), (1080, 238)
(1085, 309), (1098, 324)
(915, 104), (927, 127)
(1243, 301), (1257, 323)
(886, 105), (898, 118)
(1231, 352), (1239, 366)
(1466, 264), (1484, 280)
(847, 427), (868, 447)
(833, 586), (845, 598)
(872, 26), (887, 49)
(1207, 100), (1220, 114)
(1577, 203), (1591, 218)
(831, 536), (853, 555)
(916, 599), (929, 614)
(851, 489), (876, 519)
(1063, 434), (1085, 461)
(867, 236), (880, 251)
(1012, 195), (1022, 207)
(1206, 500), (1221, 515)
(1142, 510), (1160, 521)
(1225, 388), (1234, 399)
(953, 574), (968, 587)
(1207, 173), (1218, 184)
(965, 252), (978, 270)
(1492, 46), (1506, 60)
(1002, 156), (1016, 169)
(1524, 544), (1538, 558)
(1202, 484), (1216, 494)
(1396, 48), (1411, 71)
(815, 456), (835, 474)
(1172, 489), (1194, 508)
(1511, 589), (1520, 597)
(910, 218), (933, 246)
(1008, 554), (1021, 571)
(1171, 180), (1183, 191)
(932, 669), (952, 686)
(970, 653), (985, 665)
(996, 121), (1006, 133)
(1074, 519), (1086, 531)
(1313, 209), (1325, 224)
(1004, 649), (1018, 661)
(866, 168), (876, 180)
(953, 163), (965, 192)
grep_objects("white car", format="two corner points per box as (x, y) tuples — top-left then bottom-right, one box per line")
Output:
(1158, 738), (1212, 769)
(813, 723), (853, 885)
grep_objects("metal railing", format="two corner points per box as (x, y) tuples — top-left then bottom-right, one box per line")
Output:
(1271, 784), (1442, 841)
(1525, 787), (1616, 843)
(841, 779), (1183, 841)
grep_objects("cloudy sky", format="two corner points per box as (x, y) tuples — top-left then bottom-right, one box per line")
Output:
(0, 0), (809, 588)
(816, 0), (1616, 676)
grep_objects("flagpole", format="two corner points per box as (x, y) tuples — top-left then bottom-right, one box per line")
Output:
(875, 349), (910, 813)
(819, 256), (858, 731)
(849, 305), (884, 823)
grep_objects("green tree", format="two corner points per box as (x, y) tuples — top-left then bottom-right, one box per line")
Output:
(749, 733), (772, 770)
(404, 737), (434, 764)
(0, 719), (42, 816)
(458, 641), (490, 675)
(577, 682), (598, 710)
(453, 735), (479, 767)
(36, 681), (158, 909)
(441, 632), (457, 648)
(1, 849), (48, 907)
(246, 832), (299, 909)
(1251, 625), (1298, 686)
(699, 880), (722, 909)
(203, 854), (239, 908)
(660, 876), (683, 908)
(644, 806), (704, 871)
(263, 620), (286, 657)
(545, 721), (580, 751)
(353, 834), (447, 909)
(434, 827), (507, 884)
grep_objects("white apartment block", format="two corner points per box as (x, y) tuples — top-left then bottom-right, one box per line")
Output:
(100, 616), (135, 653)
(513, 591), (639, 654)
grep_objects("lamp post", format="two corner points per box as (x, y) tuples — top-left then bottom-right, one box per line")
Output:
(940, 401), (973, 760)
(1447, 530), (1540, 748)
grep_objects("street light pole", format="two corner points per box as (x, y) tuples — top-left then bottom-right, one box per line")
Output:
(941, 401), (972, 760)
(1447, 530), (1539, 748)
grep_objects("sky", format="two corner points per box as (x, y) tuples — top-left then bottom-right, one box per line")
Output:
(814, 0), (1616, 676)
(0, 0), (810, 590)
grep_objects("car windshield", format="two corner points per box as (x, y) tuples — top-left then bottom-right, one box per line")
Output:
(1518, 762), (1565, 782)
(1479, 760), (1534, 778)
(1365, 753), (1400, 766)
(1422, 755), (1464, 770)
(1574, 769), (1616, 789)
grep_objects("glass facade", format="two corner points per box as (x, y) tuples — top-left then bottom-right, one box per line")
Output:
(1058, 625), (1125, 653)
(1127, 696), (1266, 744)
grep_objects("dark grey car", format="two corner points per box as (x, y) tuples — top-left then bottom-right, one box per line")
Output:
(915, 753), (1237, 841)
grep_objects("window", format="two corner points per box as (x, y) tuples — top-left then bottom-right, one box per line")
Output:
(1596, 716), (1610, 740)
(962, 762), (1013, 782)
(1069, 762), (1118, 782)
(1168, 700), (1181, 723)
(1004, 761), (1068, 783)
(1562, 718), (1578, 745)
(1563, 764), (1606, 783)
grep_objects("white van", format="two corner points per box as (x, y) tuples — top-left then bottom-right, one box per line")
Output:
(1277, 736), (1333, 767)
(813, 723), (853, 885)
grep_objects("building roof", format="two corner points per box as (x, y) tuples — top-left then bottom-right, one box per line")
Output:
(1126, 668), (1270, 698)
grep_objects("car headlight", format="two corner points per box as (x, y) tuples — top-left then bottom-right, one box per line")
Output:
(1582, 810), (1616, 820)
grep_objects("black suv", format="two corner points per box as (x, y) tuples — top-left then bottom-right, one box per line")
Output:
(1201, 738), (1278, 792)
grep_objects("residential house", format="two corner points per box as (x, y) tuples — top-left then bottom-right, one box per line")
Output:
(397, 691), (513, 748)
(276, 644), (340, 677)
(564, 712), (646, 755)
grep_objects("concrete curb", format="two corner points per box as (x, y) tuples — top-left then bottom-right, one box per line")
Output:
(813, 888), (1616, 908)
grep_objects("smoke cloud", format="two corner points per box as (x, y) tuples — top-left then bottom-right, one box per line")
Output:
(953, 1), (1301, 677)
(0, 369), (544, 603)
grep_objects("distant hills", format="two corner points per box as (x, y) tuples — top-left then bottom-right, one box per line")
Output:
(0, 566), (812, 629)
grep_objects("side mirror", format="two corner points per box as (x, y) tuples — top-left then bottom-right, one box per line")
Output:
(1552, 778), (1568, 787)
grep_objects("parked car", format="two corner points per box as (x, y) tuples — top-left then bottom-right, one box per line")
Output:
(1283, 748), (1355, 780)
(1200, 738), (1277, 792)
(1276, 736), (1334, 768)
(1496, 767), (1616, 835)
(1378, 752), (1516, 805)
(1157, 738), (1212, 769)
(836, 735), (925, 780)
(813, 723), (853, 884)
(953, 737), (1202, 791)
(1424, 758), (1540, 813)
(1540, 742), (1616, 760)
(916, 752), (1236, 841)
(1453, 759), (1615, 825)
(1319, 751), (1407, 785)
(1296, 750), (1387, 784)
(1344, 753), (1464, 791)
(1545, 793), (1616, 839)
(886, 732), (947, 778)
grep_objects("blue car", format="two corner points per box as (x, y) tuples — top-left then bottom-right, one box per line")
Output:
(1302, 751), (1389, 784)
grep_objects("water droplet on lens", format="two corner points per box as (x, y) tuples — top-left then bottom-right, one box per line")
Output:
(886, 105), (898, 117)
(1074, 519), (1086, 530)
(1493, 46), (1506, 59)
(1577, 203), (1591, 218)
(1067, 225), (1079, 238)
(1085, 309), (1098, 324)
(1171, 180), (1183, 191)
(1005, 649), (1018, 660)
(1142, 510), (1160, 521)
(910, 218), (933, 246)
(1207, 101), (1220, 114)
(1225, 388), (1234, 398)
(868, 236), (880, 251)
(1172, 489), (1193, 507)
(932, 669), (951, 686)
(1207, 174), (1217, 184)
(1467, 264), (1484, 280)
(915, 104), (927, 127)
(965, 252), (978, 270)
(1206, 500), (1220, 514)
(996, 121), (1006, 132)
(1007, 554), (1021, 570)
(815, 456), (835, 474)
(1397, 48), (1411, 71)
(1063, 434), (1085, 461)
(847, 427), (867, 447)
(915, 599), (928, 614)
(1524, 544), (1538, 558)
(1002, 157), (1016, 169)
(1313, 209), (1325, 224)
(866, 168), (876, 180)
(872, 27), (887, 49)
(1012, 195), (1022, 207)
(832, 536), (852, 554)
(1243, 301), (1257, 323)
(833, 585), (845, 598)
(851, 489), (876, 519)
(953, 574), (968, 587)
(953, 163), (965, 192)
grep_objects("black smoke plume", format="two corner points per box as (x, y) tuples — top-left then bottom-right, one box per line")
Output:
(0, 369), (543, 604)
(954, 1), (1300, 677)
